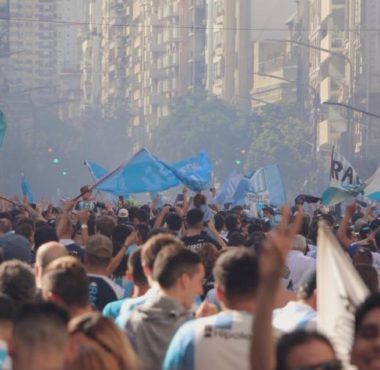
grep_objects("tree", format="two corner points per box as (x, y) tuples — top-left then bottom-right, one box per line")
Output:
(149, 90), (254, 181)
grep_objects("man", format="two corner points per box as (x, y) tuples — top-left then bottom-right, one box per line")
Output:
(351, 292), (380, 370)
(163, 248), (258, 370)
(7, 302), (69, 370)
(273, 270), (317, 332)
(127, 244), (204, 370)
(116, 233), (180, 327)
(84, 234), (123, 310)
(182, 209), (220, 251)
(34, 241), (68, 289)
(75, 185), (97, 213)
(286, 234), (315, 291)
(41, 256), (93, 318)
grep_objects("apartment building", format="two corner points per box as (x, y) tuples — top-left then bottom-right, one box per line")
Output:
(206, 0), (252, 112)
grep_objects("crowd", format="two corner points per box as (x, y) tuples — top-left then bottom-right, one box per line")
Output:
(0, 184), (379, 370)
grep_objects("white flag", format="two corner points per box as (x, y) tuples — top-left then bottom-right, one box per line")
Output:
(365, 165), (380, 201)
(317, 222), (369, 369)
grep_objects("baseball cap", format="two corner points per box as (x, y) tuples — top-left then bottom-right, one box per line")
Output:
(85, 235), (113, 259)
(117, 208), (129, 219)
(0, 234), (32, 263)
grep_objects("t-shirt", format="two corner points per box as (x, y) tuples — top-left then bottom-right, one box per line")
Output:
(0, 341), (11, 370)
(287, 251), (316, 291)
(163, 310), (253, 370)
(181, 232), (219, 252)
(87, 273), (124, 311)
(273, 301), (317, 333)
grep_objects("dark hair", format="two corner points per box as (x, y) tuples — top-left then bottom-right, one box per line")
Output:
(142, 234), (182, 270)
(0, 218), (11, 234)
(193, 193), (207, 208)
(128, 248), (147, 286)
(165, 212), (183, 232)
(111, 225), (134, 277)
(225, 214), (239, 232)
(213, 248), (259, 302)
(297, 270), (317, 300)
(353, 248), (373, 266)
(42, 256), (89, 308)
(355, 292), (380, 336)
(146, 227), (176, 240)
(186, 209), (204, 228)
(214, 214), (225, 232)
(153, 244), (202, 289)
(276, 330), (336, 370)
(15, 222), (34, 241)
(0, 293), (15, 321)
(355, 264), (379, 293)
(34, 225), (58, 250)
(134, 209), (149, 224)
(244, 232), (266, 255)
(228, 231), (246, 247)
(95, 216), (116, 238)
(0, 260), (36, 311)
(136, 224), (150, 244)
(247, 220), (263, 234)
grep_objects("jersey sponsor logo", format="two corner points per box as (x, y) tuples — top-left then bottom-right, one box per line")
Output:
(203, 325), (251, 341)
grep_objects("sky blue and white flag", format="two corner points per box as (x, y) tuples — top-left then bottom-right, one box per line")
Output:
(364, 166), (380, 201)
(91, 149), (212, 195)
(214, 171), (244, 206)
(84, 160), (108, 180)
(21, 174), (34, 204)
(232, 177), (251, 206)
(246, 164), (287, 206)
(168, 150), (212, 192)
(322, 148), (364, 207)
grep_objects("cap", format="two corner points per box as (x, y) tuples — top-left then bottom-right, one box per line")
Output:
(0, 234), (32, 262)
(117, 208), (129, 219)
(80, 185), (92, 195)
(85, 236), (113, 259)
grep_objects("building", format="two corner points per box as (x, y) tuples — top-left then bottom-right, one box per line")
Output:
(206, 0), (252, 112)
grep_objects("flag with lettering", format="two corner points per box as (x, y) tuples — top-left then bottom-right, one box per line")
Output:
(322, 148), (364, 206)
(365, 166), (380, 201)
(317, 221), (369, 369)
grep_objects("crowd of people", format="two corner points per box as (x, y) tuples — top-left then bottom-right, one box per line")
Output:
(0, 184), (379, 370)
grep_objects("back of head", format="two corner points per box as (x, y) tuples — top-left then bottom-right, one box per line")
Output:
(153, 243), (201, 289)
(95, 216), (116, 238)
(142, 233), (182, 270)
(134, 208), (149, 224)
(14, 222), (34, 242)
(0, 260), (35, 311)
(42, 256), (89, 309)
(0, 233), (32, 263)
(85, 234), (113, 267)
(228, 231), (245, 247)
(165, 212), (182, 232)
(213, 247), (259, 302)
(12, 301), (69, 355)
(292, 234), (307, 253)
(36, 242), (68, 273)
(355, 264), (379, 293)
(214, 214), (225, 232)
(193, 193), (207, 208)
(34, 225), (58, 250)
(0, 218), (11, 235)
(297, 270), (317, 301)
(128, 248), (148, 286)
(186, 209), (204, 229)
(225, 213), (239, 232)
(136, 223), (150, 244)
(355, 292), (380, 336)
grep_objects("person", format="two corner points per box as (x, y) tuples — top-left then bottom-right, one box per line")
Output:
(126, 243), (204, 370)
(164, 248), (259, 370)
(41, 256), (93, 318)
(0, 260), (36, 312)
(34, 241), (68, 289)
(276, 330), (342, 370)
(7, 302), (70, 370)
(66, 312), (137, 370)
(0, 293), (14, 370)
(75, 185), (98, 213)
(286, 234), (315, 291)
(351, 292), (380, 370)
(273, 270), (317, 332)
(84, 235), (124, 310)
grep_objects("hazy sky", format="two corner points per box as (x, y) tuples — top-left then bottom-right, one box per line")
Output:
(252, 0), (296, 40)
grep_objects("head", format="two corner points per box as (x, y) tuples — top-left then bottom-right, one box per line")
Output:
(85, 235), (113, 270)
(14, 222), (34, 244)
(35, 242), (68, 288)
(227, 231), (246, 247)
(263, 206), (275, 219)
(141, 233), (182, 282)
(42, 256), (89, 316)
(67, 312), (137, 370)
(351, 292), (380, 370)
(353, 248), (373, 266)
(213, 248), (259, 309)
(95, 216), (116, 239)
(214, 214), (225, 233)
(193, 193), (207, 208)
(133, 208), (149, 225)
(34, 225), (59, 251)
(297, 270), (317, 309)
(0, 218), (11, 235)
(153, 244), (204, 309)
(355, 264), (379, 294)
(80, 185), (93, 201)
(185, 209), (204, 230)
(116, 208), (129, 225)
(0, 260), (35, 312)
(165, 212), (183, 233)
(127, 248), (148, 287)
(225, 213), (240, 233)
(291, 235), (308, 254)
(276, 330), (340, 370)
(9, 302), (70, 370)
(135, 223), (150, 244)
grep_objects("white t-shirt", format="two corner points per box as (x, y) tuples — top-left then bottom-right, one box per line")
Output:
(287, 250), (316, 291)
(0, 340), (11, 370)
(273, 301), (317, 333)
(163, 310), (253, 370)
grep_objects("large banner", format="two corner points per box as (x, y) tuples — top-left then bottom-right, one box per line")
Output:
(0, 0), (9, 57)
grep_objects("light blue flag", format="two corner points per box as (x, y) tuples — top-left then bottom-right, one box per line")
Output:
(150, 192), (164, 208)
(84, 160), (108, 180)
(214, 171), (244, 206)
(0, 111), (6, 146)
(322, 149), (363, 206)
(233, 177), (252, 206)
(21, 174), (34, 203)
(246, 164), (287, 206)
(364, 166), (380, 201)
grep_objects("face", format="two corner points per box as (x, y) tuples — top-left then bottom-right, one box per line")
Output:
(285, 339), (339, 370)
(183, 263), (205, 309)
(82, 190), (92, 201)
(351, 308), (380, 370)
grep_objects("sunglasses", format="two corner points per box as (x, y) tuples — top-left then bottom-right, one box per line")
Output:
(293, 360), (342, 370)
